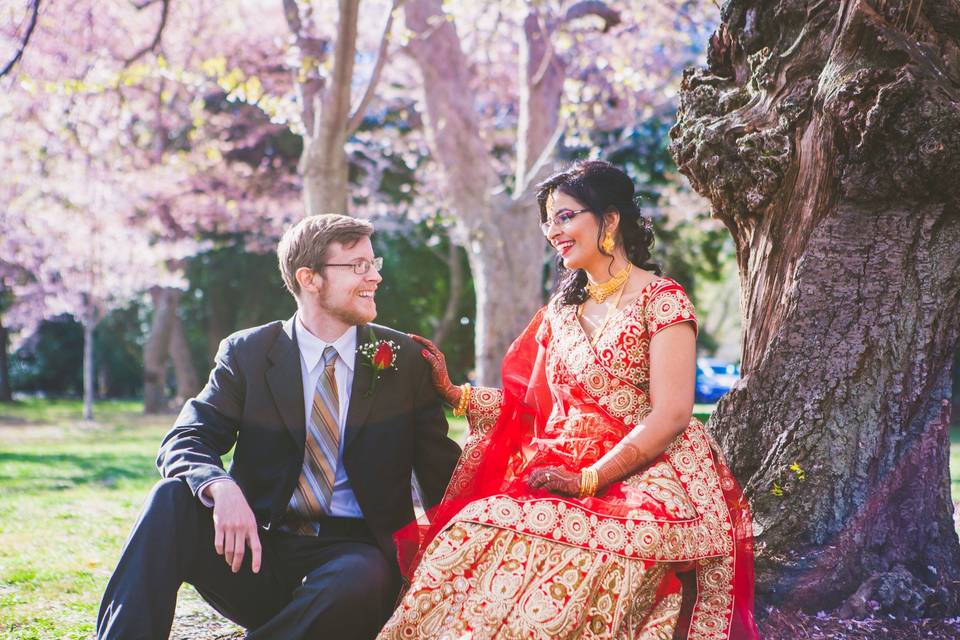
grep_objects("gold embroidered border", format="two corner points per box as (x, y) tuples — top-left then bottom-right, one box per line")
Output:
(688, 555), (736, 639)
(466, 386), (502, 436)
(439, 387), (504, 503)
(550, 301), (654, 427)
(451, 492), (729, 563)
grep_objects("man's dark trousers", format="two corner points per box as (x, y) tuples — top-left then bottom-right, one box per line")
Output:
(97, 478), (394, 639)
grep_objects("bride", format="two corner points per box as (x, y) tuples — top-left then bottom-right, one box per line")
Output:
(379, 161), (758, 639)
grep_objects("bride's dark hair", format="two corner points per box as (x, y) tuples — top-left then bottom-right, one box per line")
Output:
(536, 160), (659, 306)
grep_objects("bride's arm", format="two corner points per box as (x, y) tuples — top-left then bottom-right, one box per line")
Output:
(587, 321), (696, 489)
(411, 335), (503, 436)
(528, 320), (696, 496)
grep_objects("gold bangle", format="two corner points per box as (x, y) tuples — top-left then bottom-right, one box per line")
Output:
(453, 383), (472, 417)
(580, 467), (599, 498)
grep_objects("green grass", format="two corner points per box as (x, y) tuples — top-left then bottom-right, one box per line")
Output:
(0, 400), (464, 638)
(0, 399), (956, 638)
(0, 402), (166, 639)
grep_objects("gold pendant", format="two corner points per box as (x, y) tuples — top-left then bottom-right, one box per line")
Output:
(585, 264), (632, 303)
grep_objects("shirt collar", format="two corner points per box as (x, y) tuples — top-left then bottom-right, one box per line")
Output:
(295, 313), (357, 373)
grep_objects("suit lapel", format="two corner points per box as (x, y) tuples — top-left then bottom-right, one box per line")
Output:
(267, 316), (307, 456)
(344, 324), (376, 452)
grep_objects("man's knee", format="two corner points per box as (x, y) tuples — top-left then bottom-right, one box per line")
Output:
(149, 477), (193, 505)
(313, 545), (393, 609)
(140, 478), (198, 525)
(341, 546), (391, 596)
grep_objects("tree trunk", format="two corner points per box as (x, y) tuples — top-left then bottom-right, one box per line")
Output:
(0, 316), (12, 402)
(143, 287), (179, 414)
(82, 318), (95, 421)
(169, 310), (199, 404)
(670, 0), (960, 615)
(284, 0), (359, 216)
(431, 239), (464, 348)
(404, 0), (554, 384)
(404, 0), (621, 383)
(466, 200), (545, 385)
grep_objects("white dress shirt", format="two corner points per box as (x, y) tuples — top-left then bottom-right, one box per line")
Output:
(292, 314), (363, 518)
(198, 316), (364, 519)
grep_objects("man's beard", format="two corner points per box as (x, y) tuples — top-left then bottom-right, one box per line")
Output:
(318, 288), (375, 327)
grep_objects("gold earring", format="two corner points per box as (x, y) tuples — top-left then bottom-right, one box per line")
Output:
(601, 230), (615, 253)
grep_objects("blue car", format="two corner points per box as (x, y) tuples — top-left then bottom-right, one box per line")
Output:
(695, 358), (740, 404)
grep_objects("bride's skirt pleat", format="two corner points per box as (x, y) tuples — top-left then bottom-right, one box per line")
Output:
(378, 522), (681, 640)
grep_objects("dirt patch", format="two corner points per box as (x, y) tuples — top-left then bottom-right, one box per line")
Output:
(759, 608), (960, 639)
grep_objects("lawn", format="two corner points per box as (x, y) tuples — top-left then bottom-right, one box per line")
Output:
(0, 399), (467, 639)
(0, 399), (957, 638)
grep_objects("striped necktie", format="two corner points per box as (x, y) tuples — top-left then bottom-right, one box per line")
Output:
(289, 345), (340, 533)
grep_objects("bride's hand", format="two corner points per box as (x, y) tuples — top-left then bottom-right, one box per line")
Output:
(526, 466), (581, 497)
(410, 334), (461, 407)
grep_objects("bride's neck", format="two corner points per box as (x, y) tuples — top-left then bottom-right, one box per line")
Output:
(583, 254), (631, 284)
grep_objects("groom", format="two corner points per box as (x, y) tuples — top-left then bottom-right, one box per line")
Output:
(97, 214), (462, 639)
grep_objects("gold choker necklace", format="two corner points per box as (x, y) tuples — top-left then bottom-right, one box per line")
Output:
(585, 264), (632, 303)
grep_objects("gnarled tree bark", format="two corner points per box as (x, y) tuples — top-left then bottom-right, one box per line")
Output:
(670, 0), (960, 615)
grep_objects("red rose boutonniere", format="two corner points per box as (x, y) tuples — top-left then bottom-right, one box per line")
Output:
(358, 331), (399, 397)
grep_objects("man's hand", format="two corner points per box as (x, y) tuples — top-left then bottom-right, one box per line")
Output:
(526, 466), (581, 497)
(206, 480), (262, 574)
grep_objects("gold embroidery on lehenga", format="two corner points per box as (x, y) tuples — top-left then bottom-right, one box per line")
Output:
(622, 462), (699, 520)
(378, 522), (679, 640)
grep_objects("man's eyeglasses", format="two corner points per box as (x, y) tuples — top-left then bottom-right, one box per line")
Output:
(540, 208), (590, 236)
(317, 256), (383, 275)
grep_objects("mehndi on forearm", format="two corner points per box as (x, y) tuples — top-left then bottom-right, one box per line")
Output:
(586, 415), (687, 492)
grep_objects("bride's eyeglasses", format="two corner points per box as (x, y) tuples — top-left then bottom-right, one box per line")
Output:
(540, 208), (590, 236)
(318, 256), (384, 275)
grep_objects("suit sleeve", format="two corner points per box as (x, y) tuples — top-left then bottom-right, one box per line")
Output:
(411, 357), (462, 508)
(156, 337), (245, 497)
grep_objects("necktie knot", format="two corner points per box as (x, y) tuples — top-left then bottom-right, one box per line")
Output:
(322, 346), (337, 368)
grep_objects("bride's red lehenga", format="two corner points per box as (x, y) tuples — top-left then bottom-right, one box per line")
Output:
(381, 279), (759, 639)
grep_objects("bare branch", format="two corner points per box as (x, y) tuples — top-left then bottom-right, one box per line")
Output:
(562, 0), (621, 32)
(324, 0), (360, 132)
(529, 12), (556, 87)
(283, 0), (329, 138)
(0, 0), (41, 79)
(282, 0), (304, 35)
(124, 0), (170, 66)
(346, 0), (404, 134)
(513, 121), (563, 200)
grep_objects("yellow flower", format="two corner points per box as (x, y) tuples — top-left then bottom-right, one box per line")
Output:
(771, 483), (783, 497)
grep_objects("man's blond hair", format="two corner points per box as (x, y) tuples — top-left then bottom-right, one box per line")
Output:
(277, 214), (374, 296)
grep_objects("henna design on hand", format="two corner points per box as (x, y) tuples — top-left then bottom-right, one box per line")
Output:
(527, 465), (580, 497)
(410, 334), (460, 406)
